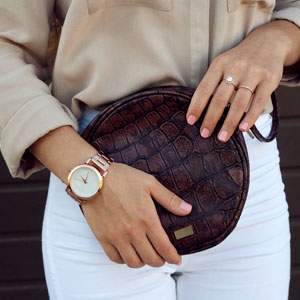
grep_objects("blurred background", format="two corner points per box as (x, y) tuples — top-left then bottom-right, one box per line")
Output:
(0, 22), (299, 300)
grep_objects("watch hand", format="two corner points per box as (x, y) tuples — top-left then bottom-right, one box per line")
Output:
(74, 178), (84, 182)
(85, 172), (89, 182)
(80, 175), (87, 184)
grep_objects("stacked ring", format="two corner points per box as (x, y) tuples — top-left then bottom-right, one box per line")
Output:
(223, 76), (255, 95)
(238, 85), (254, 95)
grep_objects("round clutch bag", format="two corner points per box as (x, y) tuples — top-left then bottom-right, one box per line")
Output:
(81, 85), (278, 255)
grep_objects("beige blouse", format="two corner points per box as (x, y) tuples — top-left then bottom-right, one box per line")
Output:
(0, 0), (300, 179)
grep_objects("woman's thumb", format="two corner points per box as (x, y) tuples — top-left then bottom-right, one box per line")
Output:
(150, 177), (192, 216)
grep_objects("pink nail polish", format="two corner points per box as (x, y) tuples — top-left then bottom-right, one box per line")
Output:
(240, 122), (249, 131)
(201, 128), (210, 138)
(187, 115), (196, 125)
(219, 130), (228, 141)
(180, 201), (192, 212)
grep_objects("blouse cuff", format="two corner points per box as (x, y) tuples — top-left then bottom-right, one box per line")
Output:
(0, 95), (78, 179)
(271, 7), (300, 87)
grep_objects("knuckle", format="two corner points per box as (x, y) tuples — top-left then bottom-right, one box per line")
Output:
(202, 114), (218, 130)
(154, 260), (165, 267)
(202, 120), (214, 130)
(143, 257), (155, 266)
(109, 255), (123, 264)
(223, 120), (236, 131)
(233, 97), (247, 110)
(114, 258), (124, 264)
(254, 95), (266, 107)
(268, 73), (281, 83)
(123, 223), (136, 237)
(234, 58), (247, 69)
(138, 213), (152, 227)
(251, 66), (278, 83)
(264, 72), (276, 82)
(146, 174), (157, 187)
(145, 258), (165, 267)
(143, 257), (153, 265)
(250, 64), (264, 76)
(108, 231), (123, 244)
(127, 259), (144, 269)
(156, 260), (165, 267)
(157, 244), (173, 256)
(167, 192), (178, 209)
(212, 96), (226, 107)
(167, 256), (180, 265)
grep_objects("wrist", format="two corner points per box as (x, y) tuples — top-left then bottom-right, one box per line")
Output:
(255, 20), (300, 67)
(29, 125), (99, 185)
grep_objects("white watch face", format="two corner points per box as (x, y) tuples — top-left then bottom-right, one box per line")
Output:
(69, 165), (103, 199)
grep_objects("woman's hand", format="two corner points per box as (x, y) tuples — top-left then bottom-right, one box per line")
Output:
(82, 161), (192, 268)
(29, 126), (192, 268)
(186, 20), (300, 142)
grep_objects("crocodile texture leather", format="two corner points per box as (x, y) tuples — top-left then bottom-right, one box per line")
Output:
(81, 85), (277, 255)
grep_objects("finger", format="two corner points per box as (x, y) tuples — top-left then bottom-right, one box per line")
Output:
(186, 59), (223, 125)
(146, 221), (182, 265)
(217, 85), (255, 142)
(116, 242), (145, 269)
(200, 78), (236, 138)
(239, 83), (273, 131)
(132, 232), (165, 267)
(100, 241), (125, 264)
(149, 176), (192, 216)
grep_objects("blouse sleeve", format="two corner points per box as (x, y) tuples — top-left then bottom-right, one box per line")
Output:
(0, 1), (78, 179)
(271, 0), (300, 86)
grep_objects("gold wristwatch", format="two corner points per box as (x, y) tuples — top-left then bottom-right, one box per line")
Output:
(65, 152), (114, 204)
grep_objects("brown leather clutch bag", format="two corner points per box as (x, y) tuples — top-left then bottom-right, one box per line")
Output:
(81, 85), (278, 255)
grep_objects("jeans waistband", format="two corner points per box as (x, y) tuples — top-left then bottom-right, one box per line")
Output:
(78, 106), (100, 135)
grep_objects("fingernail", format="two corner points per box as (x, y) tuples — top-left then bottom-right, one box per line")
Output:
(218, 130), (228, 141)
(180, 201), (192, 212)
(201, 128), (210, 138)
(240, 122), (249, 131)
(187, 115), (196, 125)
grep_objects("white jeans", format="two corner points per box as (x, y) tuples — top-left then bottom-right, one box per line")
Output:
(42, 112), (291, 300)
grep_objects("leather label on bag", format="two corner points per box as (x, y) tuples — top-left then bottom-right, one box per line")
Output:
(174, 225), (195, 240)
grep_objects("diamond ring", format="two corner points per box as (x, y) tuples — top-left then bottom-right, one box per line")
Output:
(223, 76), (237, 89)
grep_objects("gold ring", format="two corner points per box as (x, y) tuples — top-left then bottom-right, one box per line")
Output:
(238, 85), (254, 95)
(223, 76), (237, 89)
